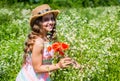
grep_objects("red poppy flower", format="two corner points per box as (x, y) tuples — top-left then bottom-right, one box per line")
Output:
(58, 49), (64, 56)
(47, 46), (52, 52)
(61, 43), (69, 50)
(52, 42), (60, 52)
(47, 42), (69, 56)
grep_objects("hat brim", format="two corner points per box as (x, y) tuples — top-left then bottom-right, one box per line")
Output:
(30, 10), (60, 27)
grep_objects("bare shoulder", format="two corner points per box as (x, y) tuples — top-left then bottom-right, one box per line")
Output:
(32, 37), (44, 57)
(34, 37), (44, 47)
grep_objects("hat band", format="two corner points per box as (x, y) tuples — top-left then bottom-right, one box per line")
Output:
(38, 8), (51, 15)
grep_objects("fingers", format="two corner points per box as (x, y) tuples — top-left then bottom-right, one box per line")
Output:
(58, 57), (73, 69)
(60, 60), (72, 68)
(58, 58), (81, 69)
(64, 61), (72, 66)
(71, 60), (81, 69)
(60, 62), (70, 68)
(63, 57), (72, 61)
(60, 57), (71, 63)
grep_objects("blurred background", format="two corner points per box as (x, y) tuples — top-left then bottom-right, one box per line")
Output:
(0, 0), (120, 8)
(0, 0), (120, 81)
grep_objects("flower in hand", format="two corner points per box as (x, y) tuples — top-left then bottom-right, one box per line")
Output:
(47, 42), (69, 56)
(47, 42), (81, 69)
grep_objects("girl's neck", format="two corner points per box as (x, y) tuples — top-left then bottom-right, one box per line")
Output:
(42, 36), (49, 42)
(39, 34), (49, 42)
(39, 31), (51, 42)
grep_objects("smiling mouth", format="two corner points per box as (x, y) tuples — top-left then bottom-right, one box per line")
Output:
(47, 25), (53, 28)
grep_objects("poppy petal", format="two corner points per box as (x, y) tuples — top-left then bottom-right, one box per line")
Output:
(47, 46), (52, 52)
(61, 43), (69, 50)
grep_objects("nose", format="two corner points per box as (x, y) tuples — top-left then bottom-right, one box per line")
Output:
(49, 18), (55, 24)
(49, 19), (52, 23)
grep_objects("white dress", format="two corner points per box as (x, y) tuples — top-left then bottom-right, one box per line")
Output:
(16, 42), (54, 81)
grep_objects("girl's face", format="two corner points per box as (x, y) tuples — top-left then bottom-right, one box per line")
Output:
(41, 13), (55, 32)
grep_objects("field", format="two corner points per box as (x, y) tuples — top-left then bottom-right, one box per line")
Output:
(0, 4), (120, 81)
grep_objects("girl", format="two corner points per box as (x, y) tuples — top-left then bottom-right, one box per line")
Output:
(16, 4), (73, 81)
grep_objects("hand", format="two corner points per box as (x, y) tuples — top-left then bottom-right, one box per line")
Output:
(64, 55), (81, 69)
(57, 57), (72, 68)
(71, 60), (81, 69)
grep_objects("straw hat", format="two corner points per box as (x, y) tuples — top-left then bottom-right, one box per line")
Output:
(30, 4), (60, 27)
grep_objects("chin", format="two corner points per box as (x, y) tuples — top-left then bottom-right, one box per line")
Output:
(48, 29), (53, 32)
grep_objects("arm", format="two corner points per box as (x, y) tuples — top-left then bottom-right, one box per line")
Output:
(31, 38), (72, 73)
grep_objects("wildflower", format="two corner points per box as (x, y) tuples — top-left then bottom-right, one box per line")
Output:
(47, 42), (69, 56)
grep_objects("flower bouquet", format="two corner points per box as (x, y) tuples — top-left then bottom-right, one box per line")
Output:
(47, 42), (80, 69)
(47, 42), (69, 63)
(47, 42), (69, 56)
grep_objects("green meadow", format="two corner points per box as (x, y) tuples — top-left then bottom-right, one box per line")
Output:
(0, 3), (120, 81)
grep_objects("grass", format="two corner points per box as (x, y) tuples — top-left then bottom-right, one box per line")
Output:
(0, 3), (120, 81)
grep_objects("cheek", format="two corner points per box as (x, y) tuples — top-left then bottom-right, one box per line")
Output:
(41, 22), (47, 27)
(53, 20), (55, 24)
